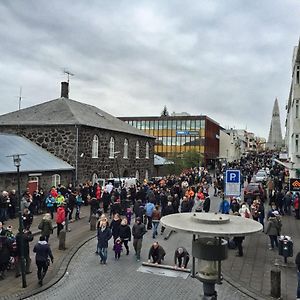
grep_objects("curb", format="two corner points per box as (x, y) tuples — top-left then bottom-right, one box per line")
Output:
(2, 227), (95, 300)
(222, 273), (274, 300)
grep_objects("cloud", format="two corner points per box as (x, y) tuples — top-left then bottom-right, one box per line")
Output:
(0, 0), (299, 138)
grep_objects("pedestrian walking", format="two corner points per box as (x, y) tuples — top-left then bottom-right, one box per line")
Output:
(15, 229), (33, 277)
(38, 213), (53, 242)
(113, 237), (123, 260)
(151, 205), (161, 239)
(97, 217), (112, 264)
(132, 217), (147, 261)
(145, 201), (155, 230)
(33, 235), (54, 286)
(265, 212), (281, 250)
(119, 218), (131, 255)
(110, 213), (121, 243)
(56, 204), (65, 237)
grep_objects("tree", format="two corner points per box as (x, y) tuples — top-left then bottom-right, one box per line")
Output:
(161, 105), (169, 117)
(166, 150), (204, 175)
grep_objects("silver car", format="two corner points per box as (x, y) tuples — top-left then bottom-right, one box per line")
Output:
(255, 170), (267, 183)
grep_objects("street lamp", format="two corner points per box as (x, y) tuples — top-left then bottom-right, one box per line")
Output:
(113, 151), (122, 190)
(8, 154), (27, 288)
(161, 213), (262, 299)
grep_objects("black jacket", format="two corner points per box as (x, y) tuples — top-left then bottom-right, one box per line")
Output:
(148, 245), (166, 260)
(119, 224), (131, 241)
(174, 247), (189, 264)
(110, 219), (121, 238)
(97, 227), (112, 248)
(132, 222), (147, 239)
(33, 241), (53, 262)
(16, 231), (33, 257)
(203, 197), (211, 213)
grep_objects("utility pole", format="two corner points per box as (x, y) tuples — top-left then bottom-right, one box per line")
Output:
(18, 87), (22, 110)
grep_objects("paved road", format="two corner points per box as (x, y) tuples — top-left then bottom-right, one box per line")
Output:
(27, 236), (252, 300)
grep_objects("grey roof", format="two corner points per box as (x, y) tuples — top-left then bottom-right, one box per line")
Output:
(154, 154), (174, 166)
(0, 97), (154, 139)
(0, 133), (74, 174)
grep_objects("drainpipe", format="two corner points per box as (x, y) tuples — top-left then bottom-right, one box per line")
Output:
(75, 125), (79, 184)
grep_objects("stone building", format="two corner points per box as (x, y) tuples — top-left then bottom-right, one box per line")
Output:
(0, 133), (74, 191)
(0, 82), (155, 185)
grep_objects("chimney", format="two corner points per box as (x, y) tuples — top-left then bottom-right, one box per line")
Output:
(61, 81), (69, 98)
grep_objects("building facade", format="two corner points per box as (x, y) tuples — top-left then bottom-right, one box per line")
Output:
(119, 114), (220, 167)
(0, 83), (155, 185)
(286, 40), (300, 177)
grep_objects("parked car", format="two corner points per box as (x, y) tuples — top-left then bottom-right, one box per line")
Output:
(255, 170), (267, 183)
(244, 183), (265, 203)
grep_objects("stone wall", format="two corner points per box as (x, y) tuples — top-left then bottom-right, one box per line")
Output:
(0, 125), (154, 184)
(77, 126), (154, 183)
(0, 171), (73, 193)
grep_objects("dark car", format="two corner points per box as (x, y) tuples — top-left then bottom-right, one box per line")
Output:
(244, 183), (265, 204)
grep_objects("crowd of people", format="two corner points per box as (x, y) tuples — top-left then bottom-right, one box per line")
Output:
(1, 151), (300, 293)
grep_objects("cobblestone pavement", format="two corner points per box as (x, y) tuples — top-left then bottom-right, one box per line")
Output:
(2, 186), (299, 300)
(27, 236), (252, 300)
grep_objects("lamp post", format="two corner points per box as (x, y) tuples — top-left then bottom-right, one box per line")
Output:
(161, 213), (262, 299)
(8, 154), (27, 288)
(113, 151), (122, 190)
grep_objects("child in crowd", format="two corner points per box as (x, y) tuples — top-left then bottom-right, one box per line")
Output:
(126, 207), (132, 225)
(113, 237), (123, 260)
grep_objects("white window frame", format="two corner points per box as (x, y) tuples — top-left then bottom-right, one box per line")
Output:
(145, 142), (149, 159)
(145, 169), (149, 181)
(109, 137), (115, 158)
(109, 172), (114, 178)
(92, 135), (99, 158)
(123, 139), (129, 159)
(52, 174), (61, 187)
(136, 141), (140, 159)
(135, 170), (140, 181)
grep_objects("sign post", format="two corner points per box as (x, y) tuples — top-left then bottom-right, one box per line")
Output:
(225, 170), (241, 197)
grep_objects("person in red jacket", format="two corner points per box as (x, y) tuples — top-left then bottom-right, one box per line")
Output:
(56, 204), (65, 237)
(294, 192), (300, 220)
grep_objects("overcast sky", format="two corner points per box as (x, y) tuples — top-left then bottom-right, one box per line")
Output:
(0, 0), (299, 138)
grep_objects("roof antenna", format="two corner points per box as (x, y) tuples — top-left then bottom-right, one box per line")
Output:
(18, 86), (22, 110)
(63, 69), (74, 84)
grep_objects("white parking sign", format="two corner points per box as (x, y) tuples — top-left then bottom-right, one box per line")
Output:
(225, 170), (241, 196)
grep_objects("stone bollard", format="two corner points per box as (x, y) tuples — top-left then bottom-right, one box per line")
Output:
(270, 268), (281, 298)
(58, 229), (66, 250)
(90, 214), (97, 231)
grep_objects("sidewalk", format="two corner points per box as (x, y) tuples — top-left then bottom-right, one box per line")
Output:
(221, 201), (298, 300)
(1, 197), (299, 300)
(0, 206), (95, 300)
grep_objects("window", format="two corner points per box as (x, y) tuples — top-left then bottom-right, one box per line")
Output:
(296, 134), (299, 153)
(109, 172), (114, 178)
(297, 66), (300, 84)
(123, 139), (129, 159)
(52, 174), (60, 187)
(145, 169), (149, 181)
(109, 137), (115, 158)
(296, 100), (299, 119)
(145, 142), (150, 159)
(136, 141), (140, 159)
(135, 170), (140, 180)
(92, 135), (99, 158)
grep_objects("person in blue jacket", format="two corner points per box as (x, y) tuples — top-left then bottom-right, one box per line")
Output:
(219, 198), (230, 214)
